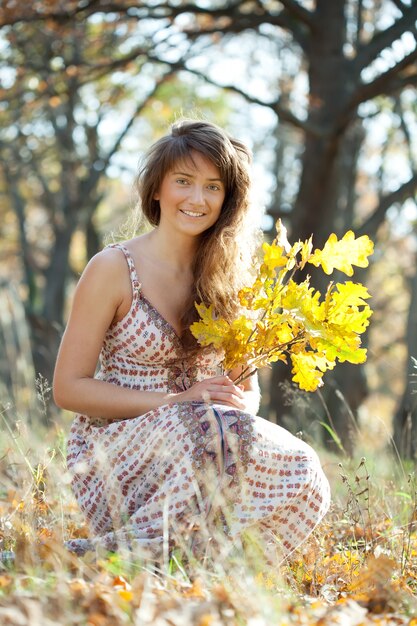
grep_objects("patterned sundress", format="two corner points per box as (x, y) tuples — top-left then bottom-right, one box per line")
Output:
(66, 244), (330, 559)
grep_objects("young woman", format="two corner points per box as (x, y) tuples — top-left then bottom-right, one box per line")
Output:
(53, 120), (330, 559)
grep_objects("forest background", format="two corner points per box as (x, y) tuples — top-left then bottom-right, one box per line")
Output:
(1, 0), (417, 458)
(0, 2), (417, 625)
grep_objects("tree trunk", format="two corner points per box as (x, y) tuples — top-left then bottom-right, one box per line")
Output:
(290, 0), (357, 244)
(43, 225), (74, 324)
(393, 256), (417, 459)
(269, 0), (370, 445)
(28, 223), (75, 384)
(86, 214), (101, 261)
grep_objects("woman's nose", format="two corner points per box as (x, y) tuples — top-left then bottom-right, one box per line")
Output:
(189, 185), (205, 205)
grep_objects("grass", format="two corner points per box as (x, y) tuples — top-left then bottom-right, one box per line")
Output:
(0, 397), (416, 626)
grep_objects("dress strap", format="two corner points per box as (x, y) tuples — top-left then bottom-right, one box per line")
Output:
(107, 243), (141, 294)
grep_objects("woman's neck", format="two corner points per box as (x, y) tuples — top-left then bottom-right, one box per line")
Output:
(144, 227), (198, 271)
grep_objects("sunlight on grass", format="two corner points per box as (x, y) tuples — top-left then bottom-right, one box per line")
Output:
(0, 394), (416, 625)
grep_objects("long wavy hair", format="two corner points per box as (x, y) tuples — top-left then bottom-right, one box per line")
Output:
(136, 119), (260, 349)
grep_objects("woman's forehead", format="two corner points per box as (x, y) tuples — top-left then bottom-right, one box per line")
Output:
(168, 152), (223, 176)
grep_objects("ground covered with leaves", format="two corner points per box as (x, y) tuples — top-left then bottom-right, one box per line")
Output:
(0, 423), (416, 626)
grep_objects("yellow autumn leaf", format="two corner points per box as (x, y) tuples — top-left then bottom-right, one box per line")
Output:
(325, 282), (372, 334)
(238, 282), (265, 308)
(325, 281), (371, 311)
(281, 279), (325, 331)
(251, 296), (271, 310)
(290, 352), (333, 392)
(261, 241), (288, 271)
(238, 277), (275, 310)
(308, 231), (374, 276)
(222, 322), (256, 370)
(230, 315), (254, 341)
(264, 319), (295, 347)
(285, 240), (303, 271)
(190, 304), (231, 349)
(299, 236), (313, 268)
(312, 332), (367, 364)
(117, 588), (134, 602)
(258, 350), (287, 365)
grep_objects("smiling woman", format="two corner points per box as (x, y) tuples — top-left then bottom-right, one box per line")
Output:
(53, 119), (330, 562)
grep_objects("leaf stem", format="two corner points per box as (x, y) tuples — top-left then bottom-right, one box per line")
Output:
(233, 368), (258, 386)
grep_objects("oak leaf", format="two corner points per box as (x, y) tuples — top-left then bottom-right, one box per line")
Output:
(290, 352), (334, 392)
(308, 231), (374, 276)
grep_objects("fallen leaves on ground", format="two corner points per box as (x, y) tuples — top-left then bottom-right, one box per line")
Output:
(0, 444), (416, 625)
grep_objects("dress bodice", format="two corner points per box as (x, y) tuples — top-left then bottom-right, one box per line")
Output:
(96, 244), (222, 394)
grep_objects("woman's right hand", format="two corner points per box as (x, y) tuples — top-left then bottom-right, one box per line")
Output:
(174, 375), (246, 410)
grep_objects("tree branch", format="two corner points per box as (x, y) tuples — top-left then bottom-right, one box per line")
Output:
(177, 64), (322, 135)
(0, 0), (251, 26)
(394, 95), (417, 173)
(277, 0), (315, 27)
(1, 160), (38, 306)
(159, 1), (311, 48)
(355, 0), (363, 48)
(355, 5), (417, 70)
(0, 0), (308, 29)
(356, 174), (417, 237)
(352, 46), (417, 105)
(0, 1), (310, 49)
(20, 147), (57, 217)
(0, 0), (88, 26)
(390, 0), (409, 13)
(80, 69), (175, 198)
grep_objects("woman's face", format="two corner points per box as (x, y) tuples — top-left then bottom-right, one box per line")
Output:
(154, 151), (226, 237)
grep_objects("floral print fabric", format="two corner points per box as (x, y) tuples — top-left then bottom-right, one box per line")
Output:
(66, 244), (330, 558)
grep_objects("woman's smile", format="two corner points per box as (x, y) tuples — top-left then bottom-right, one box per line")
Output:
(180, 209), (206, 217)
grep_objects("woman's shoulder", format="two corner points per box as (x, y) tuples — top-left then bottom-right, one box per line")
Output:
(80, 234), (151, 287)
(73, 246), (134, 313)
(81, 244), (137, 286)
(103, 234), (150, 256)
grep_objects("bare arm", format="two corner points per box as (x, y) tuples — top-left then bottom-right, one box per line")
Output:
(53, 249), (247, 420)
(53, 248), (172, 419)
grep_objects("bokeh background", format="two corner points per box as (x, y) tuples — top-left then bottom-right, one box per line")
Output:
(1, 0), (416, 458)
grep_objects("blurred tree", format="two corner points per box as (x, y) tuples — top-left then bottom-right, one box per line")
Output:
(2, 0), (417, 451)
(394, 261), (417, 458)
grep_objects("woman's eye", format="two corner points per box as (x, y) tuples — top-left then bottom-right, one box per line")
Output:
(208, 184), (221, 191)
(176, 178), (189, 185)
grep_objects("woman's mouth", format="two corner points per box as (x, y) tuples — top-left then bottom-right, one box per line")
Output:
(180, 209), (205, 217)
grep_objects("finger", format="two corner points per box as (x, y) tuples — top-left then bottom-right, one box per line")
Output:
(208, 375), (233, 384)
(203, 376), (237, 390)
(207, 391), (246, 405)
(224, 383), (245, 398)
(217, 375), (238, 386)
(208, 383), (244, 398)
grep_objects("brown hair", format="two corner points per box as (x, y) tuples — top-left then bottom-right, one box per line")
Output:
(136, 119), (260, 349)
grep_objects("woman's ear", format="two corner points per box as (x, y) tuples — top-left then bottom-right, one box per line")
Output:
(153, 191), (160, 200)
